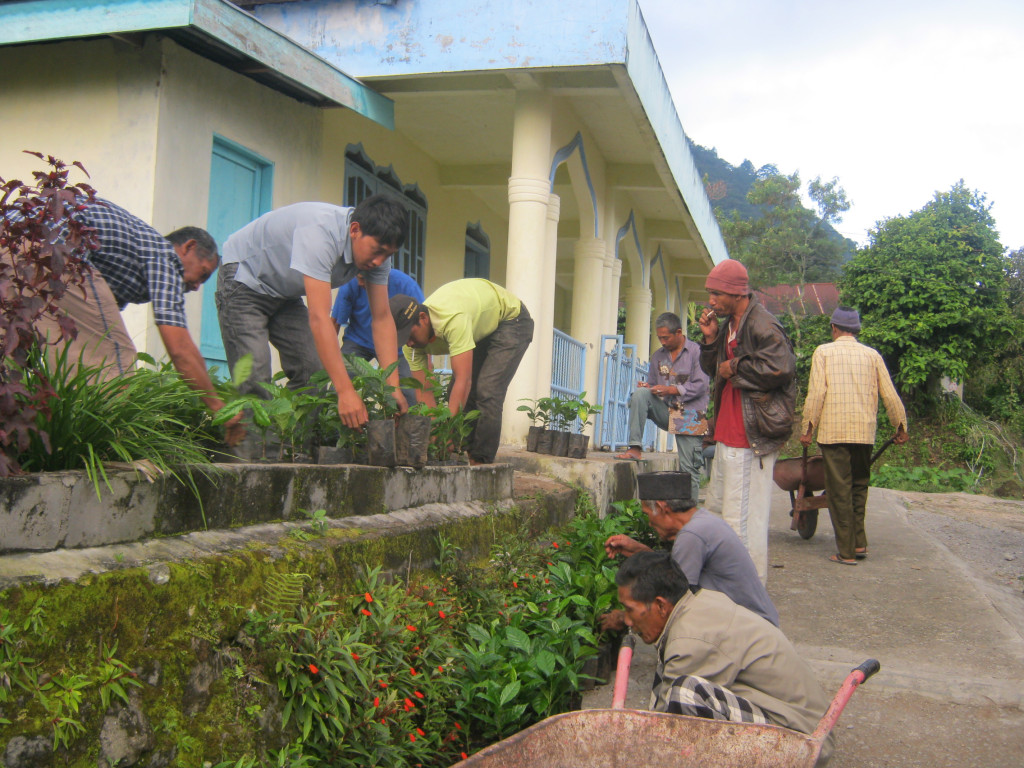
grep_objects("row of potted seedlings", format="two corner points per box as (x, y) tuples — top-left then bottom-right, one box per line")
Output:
(213, 355), (477, 469)
(518, 394), (601, 459)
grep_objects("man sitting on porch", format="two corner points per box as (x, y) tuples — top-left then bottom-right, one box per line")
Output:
(615, 312), (709, 491)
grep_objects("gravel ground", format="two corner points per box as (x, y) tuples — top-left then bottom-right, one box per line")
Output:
(899, 491), (1024, 633)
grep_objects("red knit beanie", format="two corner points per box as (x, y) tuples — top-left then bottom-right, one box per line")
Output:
(705, 259), (749, 295)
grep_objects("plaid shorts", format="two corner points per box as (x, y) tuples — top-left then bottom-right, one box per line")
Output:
(663, 674), (769, 724)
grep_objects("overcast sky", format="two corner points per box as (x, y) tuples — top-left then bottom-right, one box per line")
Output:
(638, 0), (1024, 250)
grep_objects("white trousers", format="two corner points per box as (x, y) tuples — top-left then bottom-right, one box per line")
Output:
(705, 442), (777, 584)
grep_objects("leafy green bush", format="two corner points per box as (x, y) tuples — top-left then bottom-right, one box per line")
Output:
(871, 464), (973, 493)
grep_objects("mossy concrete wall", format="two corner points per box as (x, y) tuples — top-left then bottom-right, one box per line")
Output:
(0, 463), (512, 554)
(0, 474), (577, 767)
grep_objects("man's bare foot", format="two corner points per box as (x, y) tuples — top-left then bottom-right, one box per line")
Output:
(613, 448), (642, 461)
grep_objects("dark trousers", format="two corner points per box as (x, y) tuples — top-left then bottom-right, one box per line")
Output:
(821, 443), (873, 560)
(215, 263), (322, 398)
(463, 304), (534, 463)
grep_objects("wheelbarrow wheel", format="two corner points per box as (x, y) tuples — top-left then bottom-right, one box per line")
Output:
(797, 509), (818, 540)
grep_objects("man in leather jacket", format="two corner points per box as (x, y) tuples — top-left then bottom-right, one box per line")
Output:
(698, 259), (796, 583)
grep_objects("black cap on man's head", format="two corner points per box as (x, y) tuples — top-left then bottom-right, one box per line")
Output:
(637, 471), (691, 502)
(390, 294), (426, 347)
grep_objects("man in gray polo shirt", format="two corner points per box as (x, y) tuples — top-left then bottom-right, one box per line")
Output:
(602, 471), (779, 627)
(217, 195), (409, 429)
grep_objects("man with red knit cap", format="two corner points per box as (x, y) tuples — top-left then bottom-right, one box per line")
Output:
(698, 259), (796, 583)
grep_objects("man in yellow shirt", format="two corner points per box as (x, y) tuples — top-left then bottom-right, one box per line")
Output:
(800, 307), (909, 565)
(391, 279), (534, 464)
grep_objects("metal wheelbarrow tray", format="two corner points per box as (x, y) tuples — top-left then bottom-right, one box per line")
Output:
(453, 638), (879, 768)
(773, 436), (896, 540)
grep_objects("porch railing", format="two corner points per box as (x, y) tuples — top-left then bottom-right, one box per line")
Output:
(596, 334), (658, 451)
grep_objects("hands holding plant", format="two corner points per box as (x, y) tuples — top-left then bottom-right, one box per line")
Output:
(603, 533), (651, 559)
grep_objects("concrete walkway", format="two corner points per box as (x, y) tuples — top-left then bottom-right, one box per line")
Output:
(583, 486), (1024, 766)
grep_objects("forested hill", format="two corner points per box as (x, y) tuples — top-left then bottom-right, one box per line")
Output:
(689, 141), (855, 253)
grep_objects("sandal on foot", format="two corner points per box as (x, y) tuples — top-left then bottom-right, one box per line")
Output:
(613, 452), (642, 461)
(855, 549), (868, 560)
(829, 554), (858, 566)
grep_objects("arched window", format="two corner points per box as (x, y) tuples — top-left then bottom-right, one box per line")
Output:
(344, 145), (427, 287)
(464, 222), (490, 279)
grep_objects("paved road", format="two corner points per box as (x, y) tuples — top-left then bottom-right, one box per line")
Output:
(583, 485), (1024, 767)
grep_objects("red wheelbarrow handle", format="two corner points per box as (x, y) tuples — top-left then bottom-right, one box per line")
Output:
(811, 659), (881, 743)
(611, 633), (637, 709)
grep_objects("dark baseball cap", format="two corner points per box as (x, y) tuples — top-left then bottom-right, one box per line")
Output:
(390, 294), (426, 347)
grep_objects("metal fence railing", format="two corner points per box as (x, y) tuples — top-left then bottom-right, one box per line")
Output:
(596, 335), (657, 451)
(549, 328), (588, 432)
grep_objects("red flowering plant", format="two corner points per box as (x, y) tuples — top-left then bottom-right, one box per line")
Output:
(243, 566), (466, 766)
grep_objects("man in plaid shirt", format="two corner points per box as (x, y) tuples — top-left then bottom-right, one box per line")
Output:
(800, 306), (909, 565)
(36, 198), (243, 444)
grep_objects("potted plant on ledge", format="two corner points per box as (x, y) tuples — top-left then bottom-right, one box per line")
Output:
(566, 393), (601, 459)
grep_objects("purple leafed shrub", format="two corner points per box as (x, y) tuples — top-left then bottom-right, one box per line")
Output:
(0, 152), (96, 476)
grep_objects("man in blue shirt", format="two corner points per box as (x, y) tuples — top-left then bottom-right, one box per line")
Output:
(615, 312), (709, 491)
(331, 268), (423, 406)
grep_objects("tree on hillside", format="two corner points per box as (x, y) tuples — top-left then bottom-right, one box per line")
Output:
(841, 181), (1011, 394)
(1005, 247), (1024, 312)
(715, 171), (851, 290)
(714, 171), (852, 347)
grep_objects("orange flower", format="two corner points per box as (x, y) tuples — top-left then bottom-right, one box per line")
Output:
(416, 727), (426, 736)
(410, 667), (418, 676)
(364, 592), (374, 603)
(308, 664), (319, 675)
(461, 753), (468, 759)
(379, 680), (389, 688)
(406, 625), (417, 632)
(552, 542), (559, 548)
(351, 652), (360, 661)
(361, 608), (372, 616)
(414, 690), (424, 699)
(438, 610), (446, 619)
(512, 581), (518, 589)
(437, 665), (444, 673)
(454, 721), (462, 730)
(409, 733), (416, 742)
(427, 601), (435, 607)
(374, 696), (380, 707)
(405, 697), (415, 709)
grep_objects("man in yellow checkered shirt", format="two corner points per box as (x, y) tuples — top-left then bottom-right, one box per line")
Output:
(800, 307), (909, 566)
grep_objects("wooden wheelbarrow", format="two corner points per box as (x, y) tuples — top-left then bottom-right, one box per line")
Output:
(773, 436), (897, 540)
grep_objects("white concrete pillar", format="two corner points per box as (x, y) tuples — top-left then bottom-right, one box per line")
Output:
(571, 238), (608, 406)
(601, 254), (616, 339)
(624, 286), (653, 354)
(502, 90), (553, 446)
(534, 193), (560, 395)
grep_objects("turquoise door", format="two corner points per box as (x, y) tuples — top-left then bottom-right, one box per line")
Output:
(200, 137), (273, 373)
